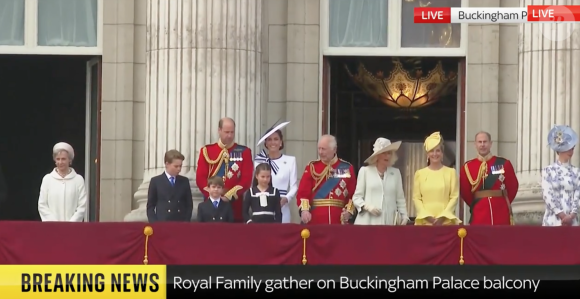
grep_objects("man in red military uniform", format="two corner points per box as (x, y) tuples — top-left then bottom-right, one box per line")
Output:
(460, 131), (519, 225)
(297, 135), (357, 225)
(196, 118), (253, 222)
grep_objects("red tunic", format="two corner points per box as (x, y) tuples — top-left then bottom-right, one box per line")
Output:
(459, 155), (519, 225)
(195, 142), (253, 222)
(296, 157), (356, 225)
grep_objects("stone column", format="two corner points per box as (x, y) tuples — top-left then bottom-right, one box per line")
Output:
(514, 0), (580, 224)
(125, 0), (263, 221)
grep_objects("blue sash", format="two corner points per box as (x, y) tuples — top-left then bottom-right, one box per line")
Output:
(214, 145), (247, 178)
(313, 161), (351, 201)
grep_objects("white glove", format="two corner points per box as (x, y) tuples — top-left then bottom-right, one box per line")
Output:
(399, 217), (409, 226)
(363, 204), (382, 216)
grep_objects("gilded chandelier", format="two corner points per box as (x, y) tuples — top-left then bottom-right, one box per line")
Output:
(345, 60), (457, 109)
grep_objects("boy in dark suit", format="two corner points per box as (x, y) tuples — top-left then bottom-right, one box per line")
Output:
(197, 176), (234, 223)
(146, 150), (193, 223)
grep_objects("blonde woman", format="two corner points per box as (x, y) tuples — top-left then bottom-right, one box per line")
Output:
(352, 138), (409, 225)
(38, 142), (87, 222)
(413, 132), (460, 225)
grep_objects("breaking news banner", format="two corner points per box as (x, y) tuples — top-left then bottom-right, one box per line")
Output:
(0, 265), (165, 299)
(1, 265), (580, 298)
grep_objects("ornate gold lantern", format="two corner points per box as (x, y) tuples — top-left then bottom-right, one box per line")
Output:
(345, 60), (457, 110)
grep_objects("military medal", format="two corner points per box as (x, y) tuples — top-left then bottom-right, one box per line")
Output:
(231, 163), (239, 172)
(230, 151), (243, 162)
(499, 172), (506, 190)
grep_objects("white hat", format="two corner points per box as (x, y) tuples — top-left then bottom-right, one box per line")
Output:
(53, 142), (74, 160)
(364, 138), (401, 164)
(257, 121), (290, 146)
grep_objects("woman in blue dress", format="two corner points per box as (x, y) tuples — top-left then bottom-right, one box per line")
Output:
(542, 125), (580, 226)
(254, 121), (298, 223)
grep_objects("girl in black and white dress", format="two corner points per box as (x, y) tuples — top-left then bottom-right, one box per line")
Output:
(243, 163), (282, 223)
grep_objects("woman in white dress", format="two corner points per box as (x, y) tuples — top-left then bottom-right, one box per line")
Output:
(542, 125), (580, 226)
(38, 142), (87, 222)
(254, 121), (297, 223)
(352, 138), (409, 225)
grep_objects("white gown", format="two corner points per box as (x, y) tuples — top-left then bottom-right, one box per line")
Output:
(541, 161), (580, 226)
(254, 150), (298, 223)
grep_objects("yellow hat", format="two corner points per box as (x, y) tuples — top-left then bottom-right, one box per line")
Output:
(424, 132), (443, 152)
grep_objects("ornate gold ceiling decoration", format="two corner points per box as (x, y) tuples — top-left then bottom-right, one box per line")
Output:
(345, 60), (457, 110)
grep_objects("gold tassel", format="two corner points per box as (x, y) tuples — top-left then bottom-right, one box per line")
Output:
(143, 226), (153, 265)
(457, 228), (467, 265)
(301, 229), (310, 265)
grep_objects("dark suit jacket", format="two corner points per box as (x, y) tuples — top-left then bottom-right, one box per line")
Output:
(146, 173), (193, 223)
(0, 162), (6, 204)
(197, 199), (234, 223)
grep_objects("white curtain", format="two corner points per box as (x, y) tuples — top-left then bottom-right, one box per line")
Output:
(329, 0), (388, 47)
(38, 0), (97, 47)
(394, 142), (425, 217)
(0, 0), (25, 45)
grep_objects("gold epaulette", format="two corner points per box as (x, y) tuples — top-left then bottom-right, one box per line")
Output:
(202, 145), (224, 165)
(463, 158), (477, 166)
(307, 159), (319, 166)
(339, 158), (351, 165)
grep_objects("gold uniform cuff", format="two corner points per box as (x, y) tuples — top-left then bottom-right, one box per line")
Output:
(345, 199), (355, 214)
(225, 185), (243, 200)
(299, 199), (311, 211)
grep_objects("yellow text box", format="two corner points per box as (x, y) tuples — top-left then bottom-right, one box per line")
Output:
(0, 265), (166, 299)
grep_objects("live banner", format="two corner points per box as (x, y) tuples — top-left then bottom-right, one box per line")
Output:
(0, 265), (579, 298)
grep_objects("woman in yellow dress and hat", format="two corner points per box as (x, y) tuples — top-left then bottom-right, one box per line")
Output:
(413, 132), (461, 226)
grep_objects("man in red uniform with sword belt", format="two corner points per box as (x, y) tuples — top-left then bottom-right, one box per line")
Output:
(297, 135), (357, 224)
(196, 118), (253, 222)
(460, 131), (519, 225)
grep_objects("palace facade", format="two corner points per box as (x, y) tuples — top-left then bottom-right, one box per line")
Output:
(2, 0), (573, 223)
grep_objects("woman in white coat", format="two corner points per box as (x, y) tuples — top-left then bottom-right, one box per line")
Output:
(38, 142), (87, 222)
(353, 138), (409, 225)
(254, 121), (298, 223)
